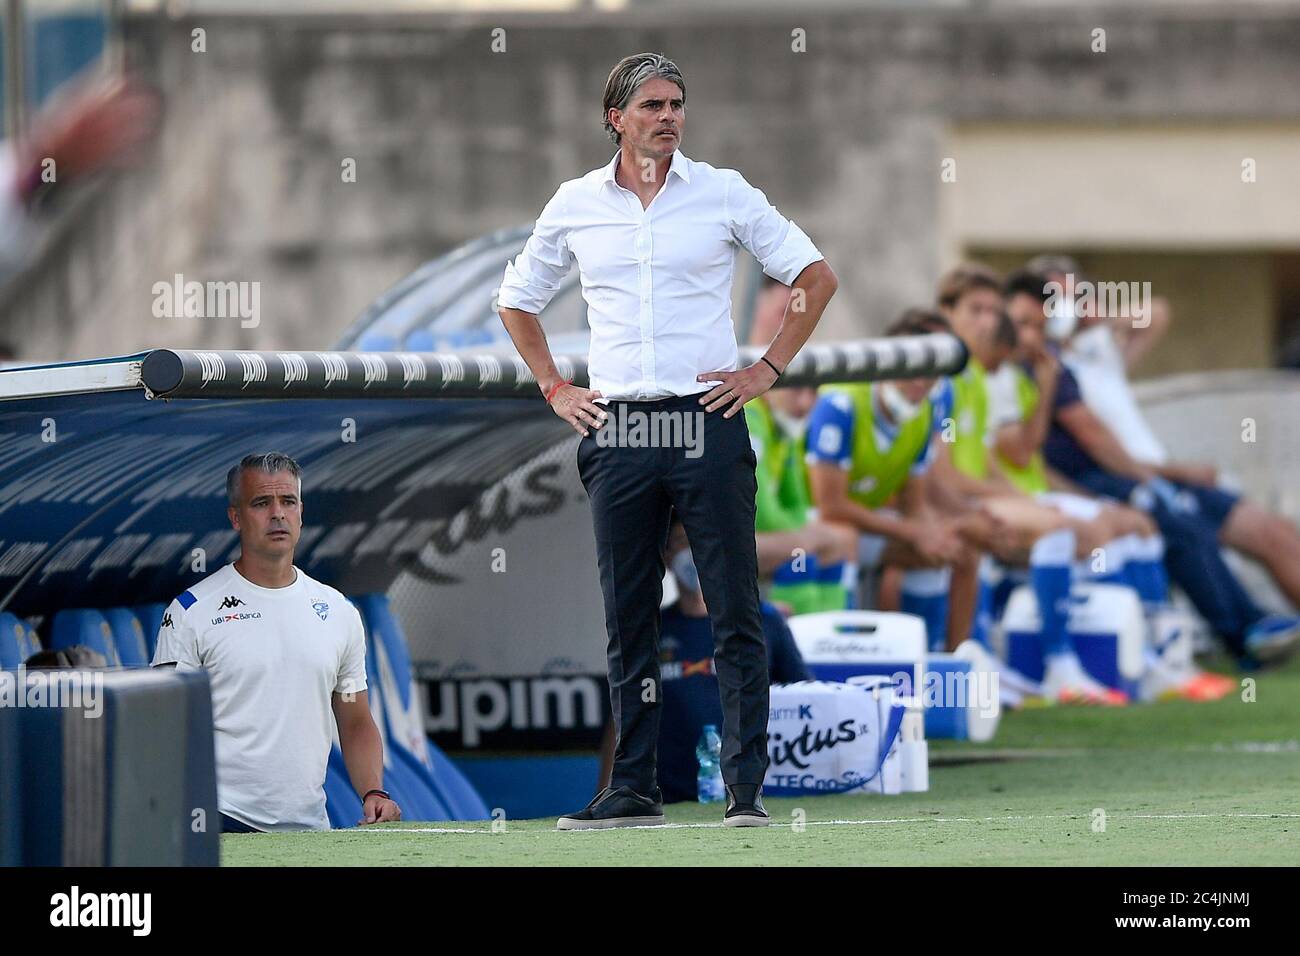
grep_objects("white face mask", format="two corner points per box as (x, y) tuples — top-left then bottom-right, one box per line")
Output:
(769, 406), (808, 441)
(878, 381), (923, 424)
(1046, 294), (1078, 341)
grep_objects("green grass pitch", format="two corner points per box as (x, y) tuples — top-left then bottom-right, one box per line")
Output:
(222, 656), (1300, 866)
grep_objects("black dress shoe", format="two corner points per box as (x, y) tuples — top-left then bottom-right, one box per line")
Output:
(556, 785), (666, 830)
(723, 784), (770, 827)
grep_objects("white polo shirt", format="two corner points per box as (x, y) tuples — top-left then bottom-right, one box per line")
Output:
(498, 148), (824, 400)
(152, 563), (367, 832)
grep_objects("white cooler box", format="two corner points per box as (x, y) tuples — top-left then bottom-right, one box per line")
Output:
(789, 610), (998, 742)
(999, 582), (1146, 699)
(764, 678), (913, 795)
(788, 611), (925, 696)
(921, 651), (1000, 743)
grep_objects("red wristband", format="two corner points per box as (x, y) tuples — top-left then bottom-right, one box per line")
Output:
(544, 378), (572, 404)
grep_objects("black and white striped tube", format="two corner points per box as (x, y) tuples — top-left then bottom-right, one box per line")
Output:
(139, 334), (967, 400)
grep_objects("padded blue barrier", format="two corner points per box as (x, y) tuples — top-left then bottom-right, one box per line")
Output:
(320, 598), (447, 828)
(453, 755), (602, 820)
(103, 608), (150, 667)
(426, 742), (491, 821)
(133, 604), (167, 660)
(324, 724), (453, 825)
(324, 746), (364, 829)
(15, 669), (219, 865)
(0, 613), (33, 669)
(359, 606), (450, 822)
(50, 609), (121, 667)
(383, 747), (449, 821)
(353, 593), (489, 821)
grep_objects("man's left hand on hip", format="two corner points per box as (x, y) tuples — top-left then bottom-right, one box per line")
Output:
(696, 361), (780, 417)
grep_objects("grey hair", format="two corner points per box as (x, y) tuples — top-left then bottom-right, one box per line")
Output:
(227, 452), (302, 507)
(602, 52), (686, 145)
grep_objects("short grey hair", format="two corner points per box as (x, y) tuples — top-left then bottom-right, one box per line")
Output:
(227, 452), (302, 507)
(602, 52), (686, 145)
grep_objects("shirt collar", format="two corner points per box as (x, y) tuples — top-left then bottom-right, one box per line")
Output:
(602, 148), (692, 188)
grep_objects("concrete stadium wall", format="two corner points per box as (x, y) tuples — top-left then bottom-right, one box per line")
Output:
(6, 4), (1300, 363)
(1136, 369), (1300, 520)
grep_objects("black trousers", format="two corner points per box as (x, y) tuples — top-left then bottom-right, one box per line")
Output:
(577, 391), (769, 796)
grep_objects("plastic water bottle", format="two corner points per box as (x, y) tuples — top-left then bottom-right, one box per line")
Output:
(696, 724), (724, 803)
(897, 703), (929, 794)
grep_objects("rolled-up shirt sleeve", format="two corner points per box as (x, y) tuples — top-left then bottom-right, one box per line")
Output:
(497, 184), (574, 315)
(725, 170), (823, 285)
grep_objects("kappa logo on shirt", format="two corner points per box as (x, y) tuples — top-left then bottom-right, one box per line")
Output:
(312, 600), (329, 621)
(218, 595), (245, 610)
(161, 613), (173, 629)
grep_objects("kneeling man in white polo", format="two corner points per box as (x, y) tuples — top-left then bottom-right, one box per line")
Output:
(153, 452), (401, 832)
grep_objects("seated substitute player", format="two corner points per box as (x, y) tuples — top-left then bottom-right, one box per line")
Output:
(993, 274), (1235, 701)
(1029, 254), (1300, 615)
(806, 310), (989, 655)
(152, 452), (401, 832)
(746, 275), (858, 614)
(927, 266), (1132, 704)
(999, 267), (1300, 667)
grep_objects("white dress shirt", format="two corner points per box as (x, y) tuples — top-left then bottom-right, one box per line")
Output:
(498, 149), (824, 400)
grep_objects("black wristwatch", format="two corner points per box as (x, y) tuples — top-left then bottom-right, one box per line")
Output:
(362, 788), (390, 802)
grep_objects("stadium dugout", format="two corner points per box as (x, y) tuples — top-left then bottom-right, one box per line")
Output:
(0, 234), (967, 859)
(5, 220), (1296, 863)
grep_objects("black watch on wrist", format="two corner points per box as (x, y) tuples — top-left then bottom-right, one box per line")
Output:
(363, 788), (390, 802)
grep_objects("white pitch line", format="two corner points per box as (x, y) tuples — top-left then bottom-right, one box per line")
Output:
(356, 811), (1300, 835)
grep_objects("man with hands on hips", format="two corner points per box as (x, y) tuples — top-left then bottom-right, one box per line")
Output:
(498, 52), (837, 828)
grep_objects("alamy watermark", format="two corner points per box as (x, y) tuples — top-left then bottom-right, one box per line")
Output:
(0, 666), (104, 718)
(1044, 272), (1152, 327)
(152, 273), (261, 328)
(593, 405), (705, 458)
(892, 667), (1000, 719)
